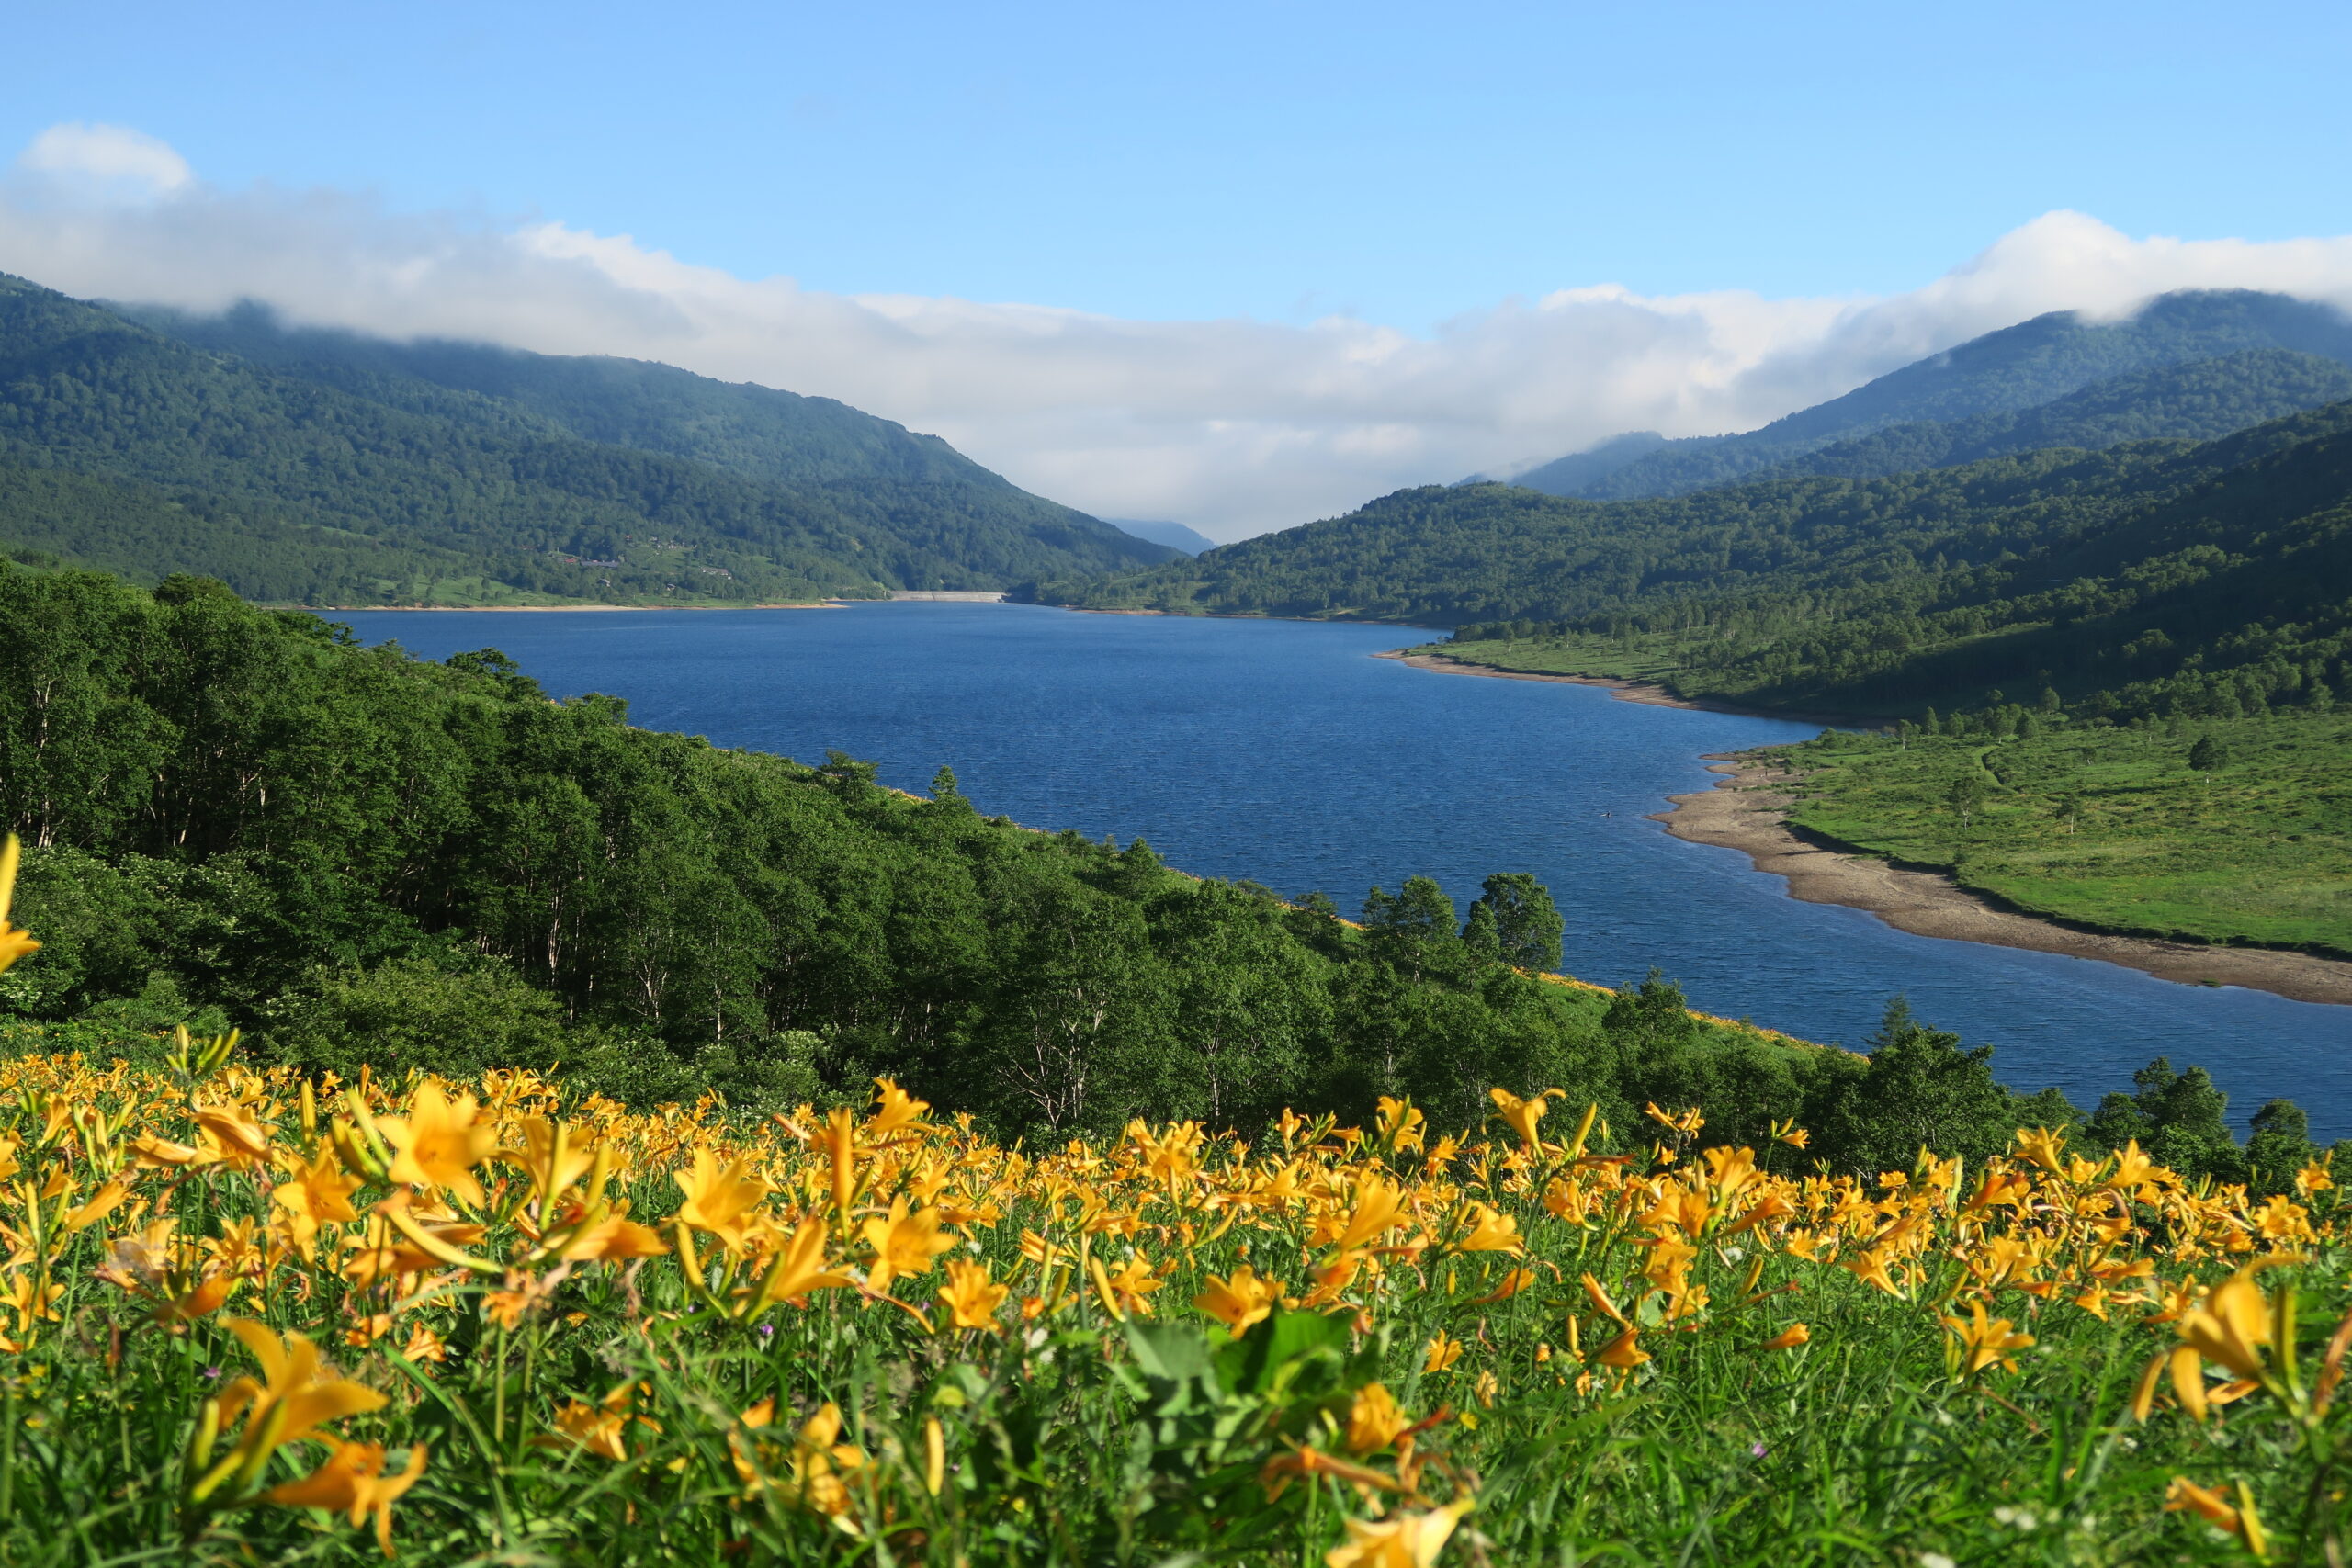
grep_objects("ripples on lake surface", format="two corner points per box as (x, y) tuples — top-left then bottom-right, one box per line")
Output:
(335, 603), (2352, 1136)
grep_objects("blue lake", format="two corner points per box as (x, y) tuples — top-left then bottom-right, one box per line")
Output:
(334, 602), (2352, 1137)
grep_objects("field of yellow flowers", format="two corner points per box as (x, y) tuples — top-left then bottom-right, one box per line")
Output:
(0, 843), (2346, 1565)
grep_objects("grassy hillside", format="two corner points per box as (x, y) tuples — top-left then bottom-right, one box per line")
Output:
(0, 1047), (2334, 1565)
(1762, 714), (2352, 956)
(0, 276), (1170, 605)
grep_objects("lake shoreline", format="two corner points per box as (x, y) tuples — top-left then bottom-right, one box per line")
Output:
(1657, 756), (2352, 1008)
(1372, 649), (1858, 726)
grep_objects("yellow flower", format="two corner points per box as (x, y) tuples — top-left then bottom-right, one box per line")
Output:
(1839, 1247), (1903, 1298)
(1700, 1145), (1760, 1201)
(1939, 1299), (2033, 1378)
(867, 1077), (933, 1139)
(61, 1177), (134, 1235)
(1374, 1096), (1427, 1154)
(1344, 1382), (1412, 1454)
(1488, 1088), (1552, 1152)
(194, 1103), (273, 1169)
(1423, 1328), (1464, 1374)
(2013, 1125), (2068, 1174)
(216, 1319), (389, 1461)
(1091, 1252), (1166, 1318)
(0, 835), (40, 977)
(1325, 1501), (1473, 1568)
(1643, 1101), (1704, 1139)
(1452, 1202), (1521, 1254)
(740, 1218), (854, 1313)
(153, 1273), (238, 1325)
(505, 1116), (598, 1208)
(2177, 1254), (2301, 1381)
(401, 1322), (448, 1364)
(1596, 1326), (1649, 1371)
(131, 1132), (205, 1168)
(2166, 1476), (2269, 1557)
(1193, 1265), (1276, 1333)
(264, 1439), (428, 1557)
(673, 1149), (773, 1252)
(273, 1147), (365, 1261)
(778, 1401), (866, 1518)
(2104, 1139), (2159, 1193)
(1332, 1177), (1408, 1252)
(0, 1269), (62, 1330)
(556, 1213), (671, 1263)
(1758, 1323), (1810, 1352)
(377, 1084), (499, 1207)
(539, 1391), (635, 1461)
(1465, 1268), (1534, 1306)
(937, 1257), (1010, 1329)
(814, 1107), (860, 1221)
(861, 1197), (957, 1293)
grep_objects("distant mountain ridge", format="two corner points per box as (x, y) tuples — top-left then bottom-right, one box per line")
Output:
(0, 277), (1173, 605)
(1104, 519), (1219, 556)
(1509, 289), (2352, 500)
(1034, 397), (2352, 725)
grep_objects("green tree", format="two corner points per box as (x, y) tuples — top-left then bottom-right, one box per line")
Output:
(2245, 1099), (2319, 1195)
(1814, 998), (2017, 1173)
(1468, 872), (1565, 972)
(2083, 1057), (2246, 1183)
(1945, 773), (1988, 829)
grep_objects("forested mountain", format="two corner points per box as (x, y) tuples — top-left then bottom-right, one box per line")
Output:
(1508, 289), (2352, 499)
(1035, 400), (2352, 722)
(1471, 430), (1668, 491)
(1753, 348), (2352, 484)
(126, 301), (1168, 578)
(0, 561), (2117, 1169)
(0, 276), (1171, 604)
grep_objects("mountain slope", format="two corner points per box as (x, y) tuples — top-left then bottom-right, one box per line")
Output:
(1753, 349), (2352, 485)
(127, 302), (1172, 583)
(1430, 401), (2352, 723)
(1487, 431), (1671, 493)
(1036, 399), (2352, 721)
(1510, 289), (2352, 500)
(0, 276), (1170, 604)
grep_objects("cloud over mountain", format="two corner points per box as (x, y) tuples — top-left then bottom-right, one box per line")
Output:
(8, 125), (2352, 540)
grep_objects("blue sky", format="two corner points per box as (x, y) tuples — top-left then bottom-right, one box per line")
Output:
(10, 0), (2351, 330)
(6, 0), (2352, 536)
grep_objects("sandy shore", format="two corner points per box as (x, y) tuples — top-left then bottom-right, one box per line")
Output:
(1659, 758), (2352, 1008)
(1372, 649), (1855, 726)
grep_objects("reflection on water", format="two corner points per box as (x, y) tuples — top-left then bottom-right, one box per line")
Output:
(334, 602), (2352, 1137)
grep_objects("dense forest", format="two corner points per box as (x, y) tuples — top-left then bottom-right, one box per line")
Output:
(1042, 399), (2352, 724)
(0, 565), (2322, 1181)
(0, 275), (1172, 604)
(1506, 288), (2352, 499)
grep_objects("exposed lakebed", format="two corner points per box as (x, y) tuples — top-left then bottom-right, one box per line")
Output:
(336, 602), (2352, 1136)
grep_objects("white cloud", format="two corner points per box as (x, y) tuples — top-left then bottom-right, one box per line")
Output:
(17, 123), (193, 197)
(7, 125), (2352, 540)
